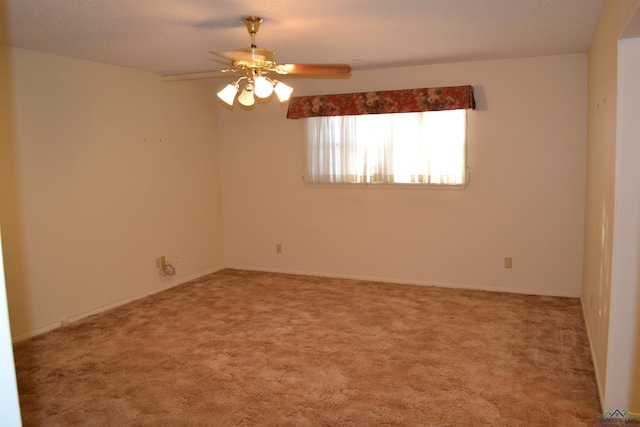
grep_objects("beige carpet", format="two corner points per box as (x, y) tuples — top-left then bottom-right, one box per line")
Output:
(14, 269), (600, 426)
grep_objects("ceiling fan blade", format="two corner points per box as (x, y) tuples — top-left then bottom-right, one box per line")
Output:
(277, 64), (352, 76)
(209, 50), (267, 62)
(161, 69), (237, 82)
(209, 51), (238, 60)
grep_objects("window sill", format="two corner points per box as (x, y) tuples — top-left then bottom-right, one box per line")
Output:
(301, 181), (469, 190)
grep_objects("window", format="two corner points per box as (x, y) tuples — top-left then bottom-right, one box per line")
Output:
(287, 84), (475, 185)
(302, 109), (467, 185)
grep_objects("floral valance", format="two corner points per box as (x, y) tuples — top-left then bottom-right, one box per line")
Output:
(286, 85), (475, 119)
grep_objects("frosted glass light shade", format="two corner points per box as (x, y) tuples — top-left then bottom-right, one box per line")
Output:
(238, 85), (255, 106)
(217, 84), (238, 105)
(274, 81), (293, 102)
(254, 76), (274, 98)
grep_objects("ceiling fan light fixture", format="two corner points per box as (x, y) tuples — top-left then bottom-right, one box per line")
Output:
(254, 76), (274, 98)
(238, 84), (255, 106)
(217, 83), (239, 106)
(274, 81), (294, 102)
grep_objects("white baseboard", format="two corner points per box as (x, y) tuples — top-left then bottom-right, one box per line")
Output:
(12, 265), (580, 343)
(12, 265), (225, 343)
(224, 264), (581, 298)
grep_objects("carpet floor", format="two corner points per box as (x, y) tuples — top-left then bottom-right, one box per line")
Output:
(13, 269), (600, 426)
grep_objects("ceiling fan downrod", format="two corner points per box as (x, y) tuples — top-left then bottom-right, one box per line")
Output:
(243, 16), (263, 48)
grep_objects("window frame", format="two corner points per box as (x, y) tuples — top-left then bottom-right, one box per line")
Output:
(300, 109), (471, 188)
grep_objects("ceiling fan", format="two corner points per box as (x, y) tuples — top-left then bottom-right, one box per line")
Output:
(164, 16), (352, 107)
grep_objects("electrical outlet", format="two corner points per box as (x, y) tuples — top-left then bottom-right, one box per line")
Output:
(155, 256), (166, 268)
(276, 244), (282, 254)
(504, 257), (512, 269)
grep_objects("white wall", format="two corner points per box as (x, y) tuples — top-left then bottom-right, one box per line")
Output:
(0, 48), (22, 420)
(0, 6), (23, 417)
(0, 46), (225, 340)
(582, 0), (640, 411)
(606, 33), (640, 415)
(219, 54), (587, 297)
(0, 234), (21, 426)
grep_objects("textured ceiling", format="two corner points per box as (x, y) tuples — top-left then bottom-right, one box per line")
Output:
(1, 0), (607, 75)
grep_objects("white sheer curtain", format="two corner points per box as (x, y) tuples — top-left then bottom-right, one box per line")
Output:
(303, 116), (357, 183)
(302, 110), (467, 185)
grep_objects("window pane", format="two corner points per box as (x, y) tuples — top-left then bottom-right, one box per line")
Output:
(303, 110), (467, 185)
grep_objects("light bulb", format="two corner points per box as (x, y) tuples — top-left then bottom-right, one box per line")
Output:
(254, 76), (274, 98)
(238, 84), (255, 106)
(274, 81), (293, 102)
(217, 84), (238, 105)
